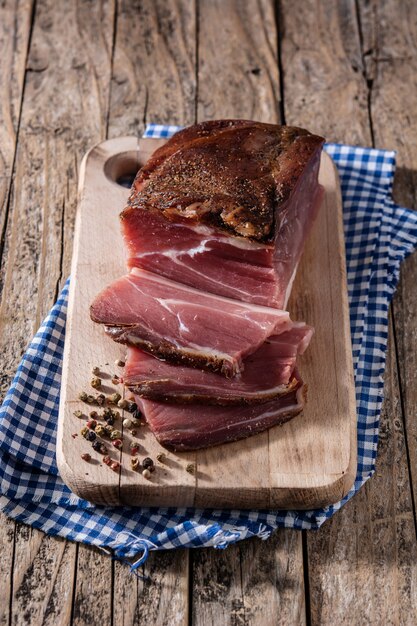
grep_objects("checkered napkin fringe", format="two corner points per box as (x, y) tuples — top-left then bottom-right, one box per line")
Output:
(1, 125), (417, 564)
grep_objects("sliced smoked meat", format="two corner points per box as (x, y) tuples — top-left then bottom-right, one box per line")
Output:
(90, 268), (292, 377)
(135, 374), (306, 451)
(123, 324), (313, 405)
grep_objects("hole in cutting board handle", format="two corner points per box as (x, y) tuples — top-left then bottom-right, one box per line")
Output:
(104, 150), (142, 188)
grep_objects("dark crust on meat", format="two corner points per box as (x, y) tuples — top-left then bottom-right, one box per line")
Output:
(125, 376), (299, 407)
(104, 325), (239, 377)
(123, 119), (325, 242)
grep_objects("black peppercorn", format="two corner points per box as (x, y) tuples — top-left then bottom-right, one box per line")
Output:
(132, 409), (142, 421)
(142, 457), (154, 470)
(86, 430), (97, 442)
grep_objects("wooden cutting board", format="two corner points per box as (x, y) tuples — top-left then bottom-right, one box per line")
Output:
(57, 136), (357, 509)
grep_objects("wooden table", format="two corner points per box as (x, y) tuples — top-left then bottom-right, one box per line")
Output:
(0, 1), (416, 624)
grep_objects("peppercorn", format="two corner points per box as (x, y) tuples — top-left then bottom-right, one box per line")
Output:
(112, 439), (123, 449)
(104, 415), (115, 426)
(110, 429), (122, 440)
(89, 410), (98, 419)
(131, 458), (140, 471)
(86, 394), (96, 404)
(142, 469), (151, 480)
(118, 399), (128, 409)
(92, 366), (100, 376)
(86, 430), (96, 442)
(80, 426), (89, 439)
(81, 453), (91, 461)
(131, 429), (137, 436)
(95, 424), (106, 437)
(103, 455), (112, 466)
(92, 440), (107, 454)
(115, 359), (125, 367)
(156, 452), (166, 463)
(73, 410), (83, 418)
(127, 402), (137, 413)
(96, 393), (106, 406)
(108, 392), (121, 404)
(104, 424), (114, 437)
(91, 377), (101, 390)
(78, 391), (88, 402)
(111, 376), (120, 385)
(132, 409), (142, 421)
(142, 457), (154, 470)
(123, 418), (133, 429)
(110, 461), (120, 471)
(86, 419), (97, 430)
(186, 463), (196, 475)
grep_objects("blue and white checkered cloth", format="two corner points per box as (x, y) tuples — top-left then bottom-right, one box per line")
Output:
(1, 124), (417, 566)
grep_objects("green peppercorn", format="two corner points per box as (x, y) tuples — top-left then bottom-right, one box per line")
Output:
(95, 424), (106, 437)
(186, 463), (196, 475)
(91, 377), (101, 390)
(80, 426), (89, 439)
(92, 366), (100, 376)
(86, 395), (96, 404)
(131, 458), (140, 471)
(110, 429), (122, 440)
(78, 392), (88, 402)
(73, 410), (83, 418)
(108, 392), (121, 404)
(156, 453), (166, 463)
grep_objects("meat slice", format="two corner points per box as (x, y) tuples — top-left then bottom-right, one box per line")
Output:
(135, 374), (306, 451)
(123, 324), (313, 405)
(90, 268), (292, 377)
(122, 120), (324, 308)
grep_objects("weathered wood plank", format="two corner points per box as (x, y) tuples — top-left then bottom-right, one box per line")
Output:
(192, 2), (306, 623)
(107, 0), (197, 618)
(192, 532), (305, 626)
(0, 515), (16, 626)
(358, 0), (417, 515)
(71, 546), (113, 626)
(0, 0), (33, 274)
(108, 0), (196, 138)
(306, 317), (417, 625)
(0, 3), (34, 625)
(279, 0), (372, 144)
(113, 549), (189, 625)
(280, 0), (417, 622)
(198, 0), (280, 122)
(11, 525), (75, 626)
(0, 1), (116, 625)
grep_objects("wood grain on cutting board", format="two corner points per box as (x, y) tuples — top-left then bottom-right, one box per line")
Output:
(57, 136), (357, 509)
